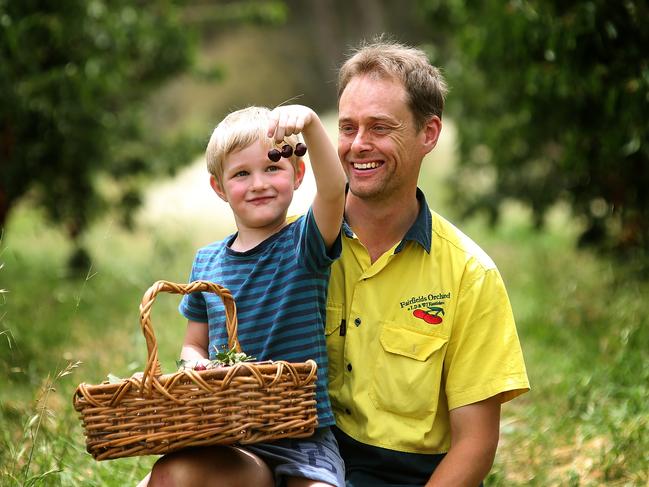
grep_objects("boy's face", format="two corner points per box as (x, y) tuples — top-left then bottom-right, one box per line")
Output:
(211, 140), (305, 234)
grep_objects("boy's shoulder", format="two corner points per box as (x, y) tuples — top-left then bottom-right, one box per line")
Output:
(195, 234), (233, 257)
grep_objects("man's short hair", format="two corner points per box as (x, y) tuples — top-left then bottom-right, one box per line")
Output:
(206, 106), (302, 185)
(338, 39), (448, 129)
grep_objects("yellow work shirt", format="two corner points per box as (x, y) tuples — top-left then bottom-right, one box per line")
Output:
(326, 190), (530, 455)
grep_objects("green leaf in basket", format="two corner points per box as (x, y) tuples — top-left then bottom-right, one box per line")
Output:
(176, 358), (188, 370)
(106, 373), (122, 384)
(212, 345), (255, 366)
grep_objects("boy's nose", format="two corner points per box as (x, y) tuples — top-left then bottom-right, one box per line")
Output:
(250, 173), (268, 190)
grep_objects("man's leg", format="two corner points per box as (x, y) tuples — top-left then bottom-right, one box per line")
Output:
(144, 445), (274, 487)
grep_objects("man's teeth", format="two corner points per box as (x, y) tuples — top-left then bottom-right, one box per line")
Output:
(353, 162), (380, 169)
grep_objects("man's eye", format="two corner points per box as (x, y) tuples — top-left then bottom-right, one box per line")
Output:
(373, 125), (389, 133)
(339, 125), (356, 135)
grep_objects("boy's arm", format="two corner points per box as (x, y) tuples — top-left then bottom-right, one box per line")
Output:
(269, 105), (346, 248)
(180, 320), (210, 361)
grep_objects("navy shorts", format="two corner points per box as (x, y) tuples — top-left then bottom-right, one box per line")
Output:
(245, 427), (345, 487)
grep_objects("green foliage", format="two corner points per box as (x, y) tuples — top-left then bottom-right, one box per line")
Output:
(472, 209), (649, 486)
(0, 205), (193, 484)
(420, 0), (649, 258)
(0, 0), (200, 267)
(2, 195), (648, 484)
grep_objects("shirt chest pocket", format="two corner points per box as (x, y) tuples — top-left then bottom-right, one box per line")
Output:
(370, 324), (448, 418)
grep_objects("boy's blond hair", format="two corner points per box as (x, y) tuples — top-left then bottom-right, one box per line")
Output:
(206, 106), (303, 186)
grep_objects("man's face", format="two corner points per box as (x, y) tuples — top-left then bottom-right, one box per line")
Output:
(338, 75), (430, 203)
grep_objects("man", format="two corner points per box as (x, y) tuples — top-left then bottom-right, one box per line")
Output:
(324, 40), (530, 486)
(140, 39), (529, 487)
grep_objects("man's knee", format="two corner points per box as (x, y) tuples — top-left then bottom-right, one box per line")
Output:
(147, 446), (273, 487)
(147, 453), (191, 487)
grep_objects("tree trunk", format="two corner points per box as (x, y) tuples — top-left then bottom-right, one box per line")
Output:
(0, 189), (9, 232)
(1, 121), (14, 231)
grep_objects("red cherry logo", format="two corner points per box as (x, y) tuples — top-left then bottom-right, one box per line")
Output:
(413, 309), (426, 319)
(413, 308), (443, 325)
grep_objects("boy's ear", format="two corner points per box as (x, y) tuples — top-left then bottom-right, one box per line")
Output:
(293, 160), (306, 190)
(210, 175), (228, 202)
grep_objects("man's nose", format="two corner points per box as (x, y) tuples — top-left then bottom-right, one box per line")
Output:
(350, 128), (372, 153)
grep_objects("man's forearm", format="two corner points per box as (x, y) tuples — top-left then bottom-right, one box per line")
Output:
(424, 437), (496, 487)
(426, 397), (501, 487)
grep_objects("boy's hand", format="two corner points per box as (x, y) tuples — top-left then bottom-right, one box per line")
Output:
(267, 105), (316, 143)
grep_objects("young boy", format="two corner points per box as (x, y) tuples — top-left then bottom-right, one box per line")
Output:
(144, 105), (346, 487)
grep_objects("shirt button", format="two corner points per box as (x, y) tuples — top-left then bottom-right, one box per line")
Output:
(345, 408), (352, 415)
(354, 317), (361, 326)
(347, 363), (352, 372)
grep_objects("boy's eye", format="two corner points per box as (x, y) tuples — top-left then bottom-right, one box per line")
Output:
(266, 165), (280, 172)
(233, 170), (248, 177)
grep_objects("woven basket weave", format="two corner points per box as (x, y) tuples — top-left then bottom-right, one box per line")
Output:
(73, 280), (318, 461)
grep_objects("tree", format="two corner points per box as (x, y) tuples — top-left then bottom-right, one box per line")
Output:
(0, 0), (201, 269)
(420, 0), (649, 257)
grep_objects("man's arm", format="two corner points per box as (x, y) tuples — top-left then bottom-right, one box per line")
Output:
(425, 395), (501, 487)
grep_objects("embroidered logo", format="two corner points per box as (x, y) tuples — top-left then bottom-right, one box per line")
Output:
(401, 292), (450, 325)
(413, 306), (444, 324)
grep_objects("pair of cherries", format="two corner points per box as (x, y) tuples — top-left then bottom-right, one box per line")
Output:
(268, 142), (307, 162)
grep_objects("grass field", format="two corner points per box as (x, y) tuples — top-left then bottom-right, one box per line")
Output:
(1, 139), (648, 485)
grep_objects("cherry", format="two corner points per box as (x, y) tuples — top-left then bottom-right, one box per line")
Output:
(194, 363), (207, 371)
(424, 314), (443, 324)
(268, 148), (281, 162)
(413, 308), (442, 324)
(294, 143), (307, 156)
(280, 144), (293, 158)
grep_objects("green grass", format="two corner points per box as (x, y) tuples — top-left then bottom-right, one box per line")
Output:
(0, 205), (224, 486)
(1, 193), (648, 486)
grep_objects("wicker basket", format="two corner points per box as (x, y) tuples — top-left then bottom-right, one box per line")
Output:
(73, 280), (318, 461)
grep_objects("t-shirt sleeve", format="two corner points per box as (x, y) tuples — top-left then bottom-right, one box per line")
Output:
(293, 207), (342, 272)
(444, 264), (530, 410)
(178, 253), (209, 323)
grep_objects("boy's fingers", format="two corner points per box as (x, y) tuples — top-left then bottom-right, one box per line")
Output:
(269, 106), (307, 140)
(274, 110), (289, 142)
(283, 114), (299, 136)
(267, 113), (279, 138)
(274, 125), (286, 142)
(294, 117), (305, 134)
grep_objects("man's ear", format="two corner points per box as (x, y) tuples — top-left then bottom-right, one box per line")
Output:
(210, 175), (228, 202)
(293, 160), (306, 190)
(421, 115), (442, 155)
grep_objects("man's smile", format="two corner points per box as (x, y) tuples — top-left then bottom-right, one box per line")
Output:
(352, 161), (383, 170)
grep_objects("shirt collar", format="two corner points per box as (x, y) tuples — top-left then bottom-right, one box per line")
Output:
(342, 188), (432, 254)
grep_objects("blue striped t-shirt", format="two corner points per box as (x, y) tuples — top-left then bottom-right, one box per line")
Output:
(179, 208), (341, 427)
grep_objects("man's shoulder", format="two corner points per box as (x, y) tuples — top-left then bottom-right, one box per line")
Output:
(429, 210), (496, 271)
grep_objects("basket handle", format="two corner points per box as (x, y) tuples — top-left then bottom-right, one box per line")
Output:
(139, 280), (239, 392)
